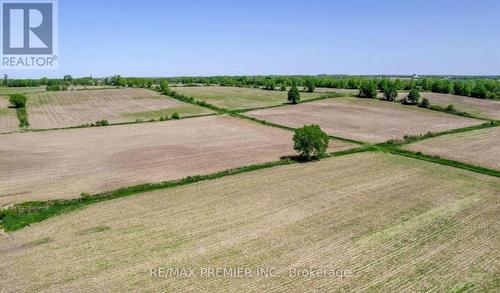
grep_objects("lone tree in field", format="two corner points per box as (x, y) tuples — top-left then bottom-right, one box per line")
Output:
(293, 124), (329, 160)
(304, 79), (315, 93)
(9, 93), (27, 108)
(358, 81), (377, 99)
(382, 85), (398, 101)
(403, 89), (421, 105)
(288, 85), (301, 104)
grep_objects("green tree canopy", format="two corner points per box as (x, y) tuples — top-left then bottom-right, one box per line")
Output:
(404, 89), (421, 105)
(9, 93), (27, 108)
(358, 81), (377, 98)
(293, 125), (329, 160)
(304, 79), (315, 93)
(288, 85), (301, 104)
(382, 86), (398, 101)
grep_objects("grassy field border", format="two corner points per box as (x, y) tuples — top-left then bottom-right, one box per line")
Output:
(386, 148), (500, 177)
(15, 107), (29, 128)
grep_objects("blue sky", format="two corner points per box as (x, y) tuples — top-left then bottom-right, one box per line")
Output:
(4, 0), (500, 78)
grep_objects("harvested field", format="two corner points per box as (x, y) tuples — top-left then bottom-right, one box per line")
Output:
(27, 88), (211, 129)
(247, 97), (483, 143)
(0, 115), (354, 206)
(1, 152), (499, 292)
(0, 97), (19, 133)
(405, 127), (500, 170)
(400, 91), (500, 119)
(173, 86), (324, 110)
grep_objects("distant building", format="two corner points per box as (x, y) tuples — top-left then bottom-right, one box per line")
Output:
(412, 73), (419, 79)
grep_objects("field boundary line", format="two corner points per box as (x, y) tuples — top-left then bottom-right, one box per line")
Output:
(233, 92), (353, 113)
(376, 121), (499, 147)
(386, 148), (500, 177)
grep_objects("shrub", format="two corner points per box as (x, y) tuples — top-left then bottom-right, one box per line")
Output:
(288, 85), (301, 104)
(445, 104), (455, 112)
(304, 79), (315, 93)
(159, 80), (170, 93)
(402, 89), (420, 105)
(428, 104), (444, 111)
(264, 80), (275, 90)
(418, 98), (430, 108)
(293, 124), (329, 160)
(382, 86), (398, 101)
(358, 81), (377, 99)
(280, 84), (287, 91)
(80, 192), (91, 199)
(95, 119), (109, 126)
(171, 112), (180, 119)
(9, 94), (27, 108)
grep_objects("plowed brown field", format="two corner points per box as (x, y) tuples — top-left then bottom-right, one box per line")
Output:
(0, 97), (18, 133)
(0, 115), (354, 206)
(1, 153), (498, 292)
(27, 88), (212, 129)
(247, 97), (483, 143)
(405, 127), (500, 170)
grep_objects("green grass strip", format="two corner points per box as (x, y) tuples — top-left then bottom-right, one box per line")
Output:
(15, 107), (29, 128)
(387, 148), (500, 177)
(233, 92), (352, 113)
(376, 120), (499, 147)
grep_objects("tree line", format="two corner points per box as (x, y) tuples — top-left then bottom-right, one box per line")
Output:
(1, 74), (499, 100)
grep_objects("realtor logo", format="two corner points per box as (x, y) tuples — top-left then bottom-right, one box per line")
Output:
(1, 0), (58, 69)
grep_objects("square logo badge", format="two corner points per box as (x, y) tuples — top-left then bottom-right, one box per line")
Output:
(1, 0), (58, 69)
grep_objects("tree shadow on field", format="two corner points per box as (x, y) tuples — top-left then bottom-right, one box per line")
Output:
(280, 155), (319, 164)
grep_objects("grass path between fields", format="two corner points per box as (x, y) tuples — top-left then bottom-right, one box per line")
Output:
(1, 87), (499, 232)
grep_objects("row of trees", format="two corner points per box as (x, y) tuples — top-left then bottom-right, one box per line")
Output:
(1, 74), (99, 88)
(2, 74), (499, 100)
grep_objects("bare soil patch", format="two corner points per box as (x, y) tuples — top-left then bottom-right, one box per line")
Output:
(27, 88), (211, 129)
(0, 115), (353, 206)
(1, 153), (498, 292)
(247, 97), (483, 143)
(405, 127), (500, 170)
